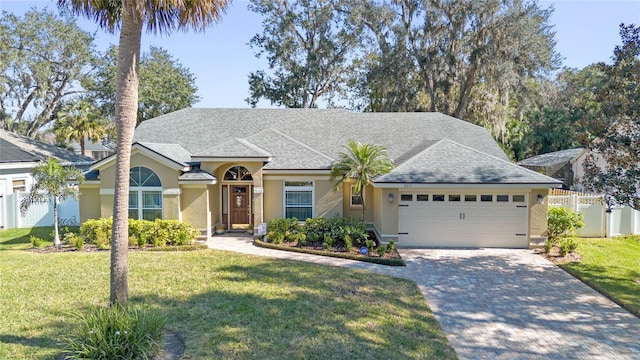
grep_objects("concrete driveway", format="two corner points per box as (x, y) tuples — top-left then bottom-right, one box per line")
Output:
(397, 248), (640, 360)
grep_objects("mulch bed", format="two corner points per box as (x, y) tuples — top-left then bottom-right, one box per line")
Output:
(274, 240), (402, 260)
(533, 245), (581, 264)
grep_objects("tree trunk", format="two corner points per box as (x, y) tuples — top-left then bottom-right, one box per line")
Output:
(53, 198), (60, 248)
(110, 0), (142, 307)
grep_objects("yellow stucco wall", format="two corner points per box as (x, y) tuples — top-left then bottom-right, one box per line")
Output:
(79, 186), (100, 222)
(181, 186), (209, 230)
(262, 176), (342, 222)
(529, 188), (550, 241)
(85, 151), (182, 222)
(342, 183), (374, 221)
(372, 188), (399, 241)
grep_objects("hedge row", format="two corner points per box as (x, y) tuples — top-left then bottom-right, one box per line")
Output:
(79, 218), (200, 248)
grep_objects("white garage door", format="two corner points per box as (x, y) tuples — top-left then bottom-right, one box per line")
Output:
(398, 193), (528, 248)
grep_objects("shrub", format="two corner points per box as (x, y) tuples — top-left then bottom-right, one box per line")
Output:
(63, 306), (166, 360)
(266, 217), (301, 244)
(323, 233), (335, 249)
(544, 238), (554, 254)
(559, 237), (578, 256)
(30, 235), (47, 248)
(80, 218), (199, 248)
(64, 232), (84, 250)
(81, 218), (112, 248)
(376, 245), (387, 257)
(365, 239), (375, 253)
(548, 207), (584, 240)
(387, 240), (395, 253)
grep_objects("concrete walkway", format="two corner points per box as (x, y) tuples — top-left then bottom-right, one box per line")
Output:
(205, 235), (640, 360)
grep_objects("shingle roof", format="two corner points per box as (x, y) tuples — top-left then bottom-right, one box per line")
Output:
(375, 139), (560, 185)
(137, 142), (192, 166)
(133, 108), (559, 186)
(0, 129), (93, 165)
(517, 148), (585, 168)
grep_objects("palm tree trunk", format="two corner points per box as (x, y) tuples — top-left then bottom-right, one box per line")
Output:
(53, 198), (60, 248)
(110, 0), (142, 306)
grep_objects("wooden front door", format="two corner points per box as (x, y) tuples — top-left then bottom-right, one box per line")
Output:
(230, 186), (250, 227)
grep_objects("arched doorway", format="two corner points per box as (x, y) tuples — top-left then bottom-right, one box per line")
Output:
(222, 165), (253, 229)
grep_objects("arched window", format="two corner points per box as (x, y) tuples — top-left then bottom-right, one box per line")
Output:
(224, 166), (252, 181)
(128, 167), (162, 220)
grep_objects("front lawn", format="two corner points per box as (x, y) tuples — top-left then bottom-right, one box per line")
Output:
(0, 229), (456, 359)
(559, 236), (640, 317)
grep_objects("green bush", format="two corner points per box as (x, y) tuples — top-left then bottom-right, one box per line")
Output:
(30, 235), (47, 248)
(63, 306), (166, 360)
(548, 207), (584, 240)
(266, 217), (301, 244)
(80, 218), (112, 248)
(64, 232), (84, 250)
(376, 245), (387, 257)
(387, 240), (395, 253)
(80, 218), (199, 248)
(559, 237), (578, 256)
(544, 238), (554, 254)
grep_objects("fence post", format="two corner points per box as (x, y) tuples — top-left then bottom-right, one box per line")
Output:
(570, 195), (579, 212)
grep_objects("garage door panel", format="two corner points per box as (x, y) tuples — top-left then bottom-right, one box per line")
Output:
(398, 193), (528, 248)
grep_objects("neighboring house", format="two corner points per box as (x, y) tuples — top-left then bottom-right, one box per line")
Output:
(0, 129), (93, 229)
(517, 148), (607, 192)
(80, 108), (561, 248)
(517, 148), (585, 190)
(0, 129), (93, 195)
(70, 138), (114, 161)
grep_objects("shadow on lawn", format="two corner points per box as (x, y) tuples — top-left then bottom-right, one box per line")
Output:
(126, 261), (456, 359)
(559, 262), (640, 317)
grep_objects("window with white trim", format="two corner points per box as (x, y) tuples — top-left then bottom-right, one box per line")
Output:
(283, 181), (313, 220)
(128, 167), (162, 220)
(12, 178), (26, 193)
(350, 185), (363, 207)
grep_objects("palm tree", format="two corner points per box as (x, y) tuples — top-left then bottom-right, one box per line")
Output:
(54, 100), (106, 155)
(20, 158), (84, 248)
(330, 139), (394, 220)
(59, 0), (230, 306)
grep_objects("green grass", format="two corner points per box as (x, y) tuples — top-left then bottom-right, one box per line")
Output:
(559, 236), (640, 317)
(0, 228), (456, 359)
(0, 227), (55, 250)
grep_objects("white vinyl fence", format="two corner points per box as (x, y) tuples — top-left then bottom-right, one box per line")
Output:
(0, 192), (79, 230)
(548, 195), (640, 237)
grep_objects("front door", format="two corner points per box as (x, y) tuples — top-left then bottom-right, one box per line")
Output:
(230, 186), (250, 228)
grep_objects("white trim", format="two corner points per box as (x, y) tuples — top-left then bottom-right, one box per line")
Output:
(0, 162), (40, 170)
(263, 169), (331, 175)
(180, 184), (208, 189)
(283, 180), (315, 219)
(163, 188), (181, 195)
(253, 186), (264, 194)
(178, 180), (217, 185)
(264, 175), (332, 181)
(191, 156), (271, 162)
(90, 143), (188, 171)
(100, 188), (115, 195)
(350, 185), (363, 208)
(374, 182), (562, 189)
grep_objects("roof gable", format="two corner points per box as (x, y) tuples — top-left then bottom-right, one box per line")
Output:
(375, 139), (561, 185)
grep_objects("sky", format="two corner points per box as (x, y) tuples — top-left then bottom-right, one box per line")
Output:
(1, 0), (639, 109)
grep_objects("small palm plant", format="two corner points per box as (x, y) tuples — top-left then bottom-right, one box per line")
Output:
(330, 139), (394, 220)
(20, 158), (84, 248)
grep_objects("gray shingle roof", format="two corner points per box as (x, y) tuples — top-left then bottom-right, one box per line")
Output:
(517, 148), (585, 167)
(137, 142), (192, 166)
(375, 139), (560, 185)
(0, 129), (93, 165)
(133, 108), (558, 185)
